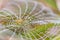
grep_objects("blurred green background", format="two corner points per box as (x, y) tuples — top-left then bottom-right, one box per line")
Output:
(45, 0), (57, 8)
(35, 0), (60, 15)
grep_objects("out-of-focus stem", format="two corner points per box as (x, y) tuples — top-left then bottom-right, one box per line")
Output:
(0, 0), (8, 10)
(56, 0), (60, 11)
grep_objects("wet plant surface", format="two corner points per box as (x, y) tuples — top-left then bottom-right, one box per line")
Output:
(0, 0), (60, 40)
